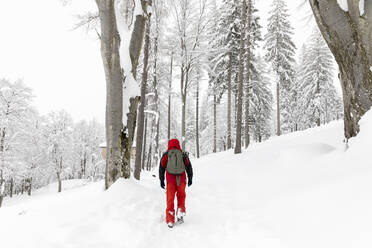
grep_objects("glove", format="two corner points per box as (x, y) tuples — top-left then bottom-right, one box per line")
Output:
(188, 179), (192, 187)
(160, 180), (165, 189)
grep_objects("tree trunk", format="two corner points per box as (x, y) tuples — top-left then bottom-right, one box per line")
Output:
(122, 97), (140, 178)
(213, 93), (217, 153)
(0, 175), (4, 208)
(154, 35), (160, 164)
(227, 52), (232, 150)
(309, 0), (372, 139)
(244, 0), (252, 149)
(180, 68), (186, 150)
(168, 52), (173, 140)
(27, 178), (32, 196)
(96, 0), (147, 189)
(146, 138), (152, 171)
(142, 114), (148, 171)
(134, 17), (150, 180)
(234, 0), (247, 154)
(57, 172), (62, 193)
(96, 0), (125, 188)
(196, 71), (200, 158)
(9, 178), (13, 198)
(276, 80), (281, 136)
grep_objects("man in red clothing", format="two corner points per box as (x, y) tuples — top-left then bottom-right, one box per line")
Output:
(159, 139), (193, 228)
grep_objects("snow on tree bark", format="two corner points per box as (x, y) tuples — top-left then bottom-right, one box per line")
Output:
(95, 0), (148, 188)
(134, 17), (151, 180)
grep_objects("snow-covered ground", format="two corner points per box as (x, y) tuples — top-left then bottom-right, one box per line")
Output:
(1, 112), (372, 248)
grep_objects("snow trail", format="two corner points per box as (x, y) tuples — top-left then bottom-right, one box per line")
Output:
(1, 116), (372, 248)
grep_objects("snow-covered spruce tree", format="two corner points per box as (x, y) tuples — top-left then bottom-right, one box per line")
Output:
(292, 44), (309, 131)
(249, 55), (273, 142)
(264, 0), (296, 136)
(309, 0), (372, 139)
(244, 0), (263, 148)
(300, 28), (342, 127)
(213, 0), (241, 150)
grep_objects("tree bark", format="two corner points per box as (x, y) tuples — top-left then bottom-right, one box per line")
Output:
(57, 172), (62, 193)
(122, 96), (140, 178)
(213, 93), (217, 153)
(96, 0), (125, 188)
(276, 80), (281, 136)
(9, 178), (13, 198)
(181, 65), (186, 149)
(227, 52), (232, 150)
(244, 0), (252, 149)
(0, 174), (4, 208)
(168, 52), (173, 140)
(27, 178), (32, 196)
(153, 34), (160, 164)
(95, 0), (147, 189)
(196, 71), (200, 158)
(142, 114), (148, 170)
(234, 0), (247, 154)
(309, 0), (372, 139)
(134, 17), (150, 180)
(181, 65), (190, 150)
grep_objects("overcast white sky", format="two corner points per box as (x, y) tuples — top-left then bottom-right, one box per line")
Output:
(0, 0), (339, 123)
(0, 0), (104, 122)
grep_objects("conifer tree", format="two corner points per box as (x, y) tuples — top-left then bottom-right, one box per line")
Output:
(299, 28), (342, 126)
(264, 0), (296, 136)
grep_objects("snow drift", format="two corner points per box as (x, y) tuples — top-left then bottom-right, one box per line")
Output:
(1, 111), (372, 248)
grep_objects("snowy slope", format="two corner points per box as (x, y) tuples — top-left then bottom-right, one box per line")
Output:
(1, 113), (372, 248)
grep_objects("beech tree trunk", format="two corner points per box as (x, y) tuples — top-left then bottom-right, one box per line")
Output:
(181, 65), (190, 150)
(96, 0), (124, 188)
(309, 0), (372, 139)
(234, 0), (247, 154)
(168, 52), (173, 140)
(227, 52), (232, 150)
(134, 18), (150, 180)
(153, 35), (160, 164)
(95, 0), (147, 189)
(142, 114), (148, 170)
(196, 71), (200, 158)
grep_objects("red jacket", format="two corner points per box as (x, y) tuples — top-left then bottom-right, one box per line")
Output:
(159, 139), (192, 184)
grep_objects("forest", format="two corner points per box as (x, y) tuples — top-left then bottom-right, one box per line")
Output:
(1, 0), (370, 200)
(1, 0), (372, 245)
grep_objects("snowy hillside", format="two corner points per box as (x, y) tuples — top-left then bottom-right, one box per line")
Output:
(1, 112), (372, 248)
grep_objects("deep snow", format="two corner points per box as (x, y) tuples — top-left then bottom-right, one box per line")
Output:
(1, 112), (372, 248)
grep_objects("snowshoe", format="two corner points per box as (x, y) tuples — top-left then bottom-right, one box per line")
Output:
(167, 222), (174, 228)
(176, 216), (184, 225)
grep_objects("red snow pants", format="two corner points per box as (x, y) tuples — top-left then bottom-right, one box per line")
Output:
(166, 182), (186, 224)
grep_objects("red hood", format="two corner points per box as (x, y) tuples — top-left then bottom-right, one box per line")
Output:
(168, 139), (181, 151)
